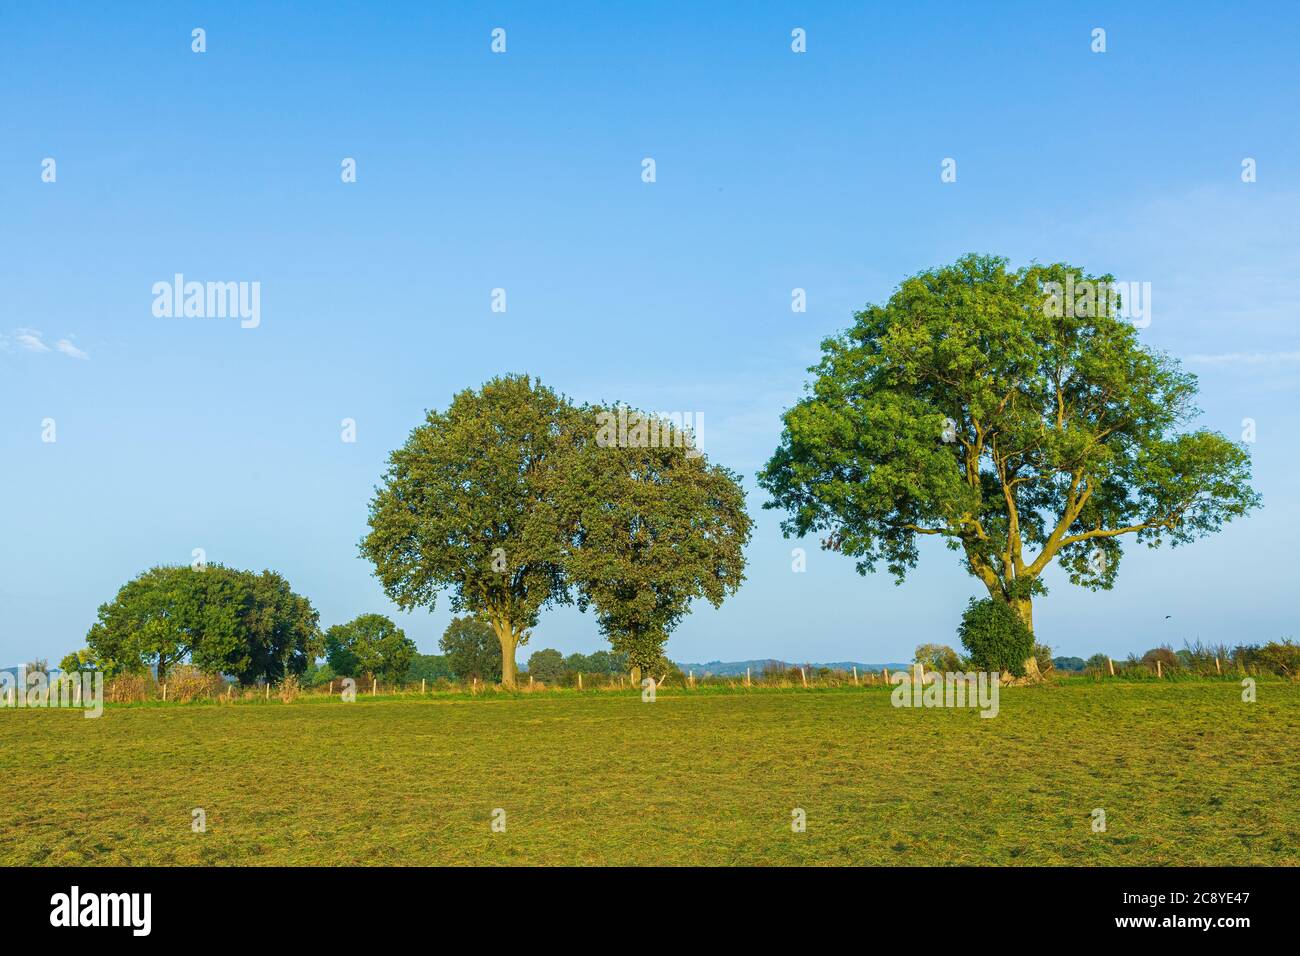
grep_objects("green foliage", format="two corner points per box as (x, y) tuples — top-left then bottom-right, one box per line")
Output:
(239, 569), (324, 683)
(85, 565), (321, 682)
(59, 649), (99, 673)
(404, 653), (454, 684)
(1254, 640), (1300, 677)
(1142, 645), (1179, 672)
(1033, 643), (1055, 675)
(360, 378), (751, 684)
(1053, 656), (1087, 672)
(1234, 640), (1300, 677)
(324, 613), (416, 681)
(1084, 653), (1111, 673)
(360, 375), (585, 686)
(913, 643), (962, 672)
(438, 616), (501, 682)
(302, 661), (335, 688)
(759, 254), (1261, 633)
(561, 404), (752, 672)
(527, 648), (628, 683)
(526, 648), (565, 683)
(957, 598), (1034, 676)
(566, 650), (628, 674)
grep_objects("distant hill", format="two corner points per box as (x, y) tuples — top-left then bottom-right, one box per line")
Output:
(675, 659), (911, 677)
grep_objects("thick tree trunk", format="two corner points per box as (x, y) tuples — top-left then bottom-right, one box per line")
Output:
(1010, 596), (1033, 634)
(1010, 595), (1040, 680)
(493, 622), (518, 688)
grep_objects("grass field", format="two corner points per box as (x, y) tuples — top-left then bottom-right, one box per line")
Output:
(3, 681), (1296, 866)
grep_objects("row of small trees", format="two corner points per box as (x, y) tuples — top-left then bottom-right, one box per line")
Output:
(63, 375), (752, 685)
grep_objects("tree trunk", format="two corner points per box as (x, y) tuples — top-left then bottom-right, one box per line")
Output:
(1009, 595), (1040, 680)
(1010, 596), (1033, 634)
(492, 621), (518, 688)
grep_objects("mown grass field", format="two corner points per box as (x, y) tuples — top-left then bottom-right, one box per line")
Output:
(2, 681), (1296, 866)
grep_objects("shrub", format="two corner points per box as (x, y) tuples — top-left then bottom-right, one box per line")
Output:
(1084, 653), (1110, 675)
(163, 665), (225, 702)
(278, 674), (301, 703)
(957, 598), (1033, 677)
(914, 643), (962, 672)
(1141, 645), (1179, 673)
(1033, 643), (1055, 676)
(1254, 639), (1300, 677)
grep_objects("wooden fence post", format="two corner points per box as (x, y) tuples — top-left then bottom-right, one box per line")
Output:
(529, 674), (534, 688)
(1215, 657), (1221, 675)
(1156, 660), (1162, 679)
(852, 666), (858, 686)
(162, 683), (167, 702)
(578, 672), (583, 690)
(265, 683), (270, 701)
(746, 667), (751, 686)
(883, 667), (890, 683)
(372, 678), (377, 695)
(689, 670), (694, 688)
(1107, 657), (1115, 676)
(800, 666), (807, 688)
(422, 678), (426, 694)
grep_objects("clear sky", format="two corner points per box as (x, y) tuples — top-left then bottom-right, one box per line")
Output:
(3, 1), (1297, 669)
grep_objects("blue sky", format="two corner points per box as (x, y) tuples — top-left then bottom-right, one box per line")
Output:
(3, 1), (1298, 669)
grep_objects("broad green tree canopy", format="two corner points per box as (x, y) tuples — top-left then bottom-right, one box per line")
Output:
(86, 565), (321, 681)
(760, 254), (1260, 634)
(324, 613), (415, 682)
(561, 407), (752, 673)
(361, 377), (752, 684)
(360, 375), (582, 686)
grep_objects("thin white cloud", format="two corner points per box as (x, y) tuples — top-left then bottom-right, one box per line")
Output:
(1187, 350), (1300, 365)
(6, 328), (90, 359)
(15, 329), (51, 353)
(55, 338), (89, 360)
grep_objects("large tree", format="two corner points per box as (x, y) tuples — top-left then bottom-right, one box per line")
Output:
(561, 407), (752, 675)
(760, 254), (1259, 648)
(85, 564), (320, 682)
(360, 375), (582, 687)
(86, 565), (247, 679)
